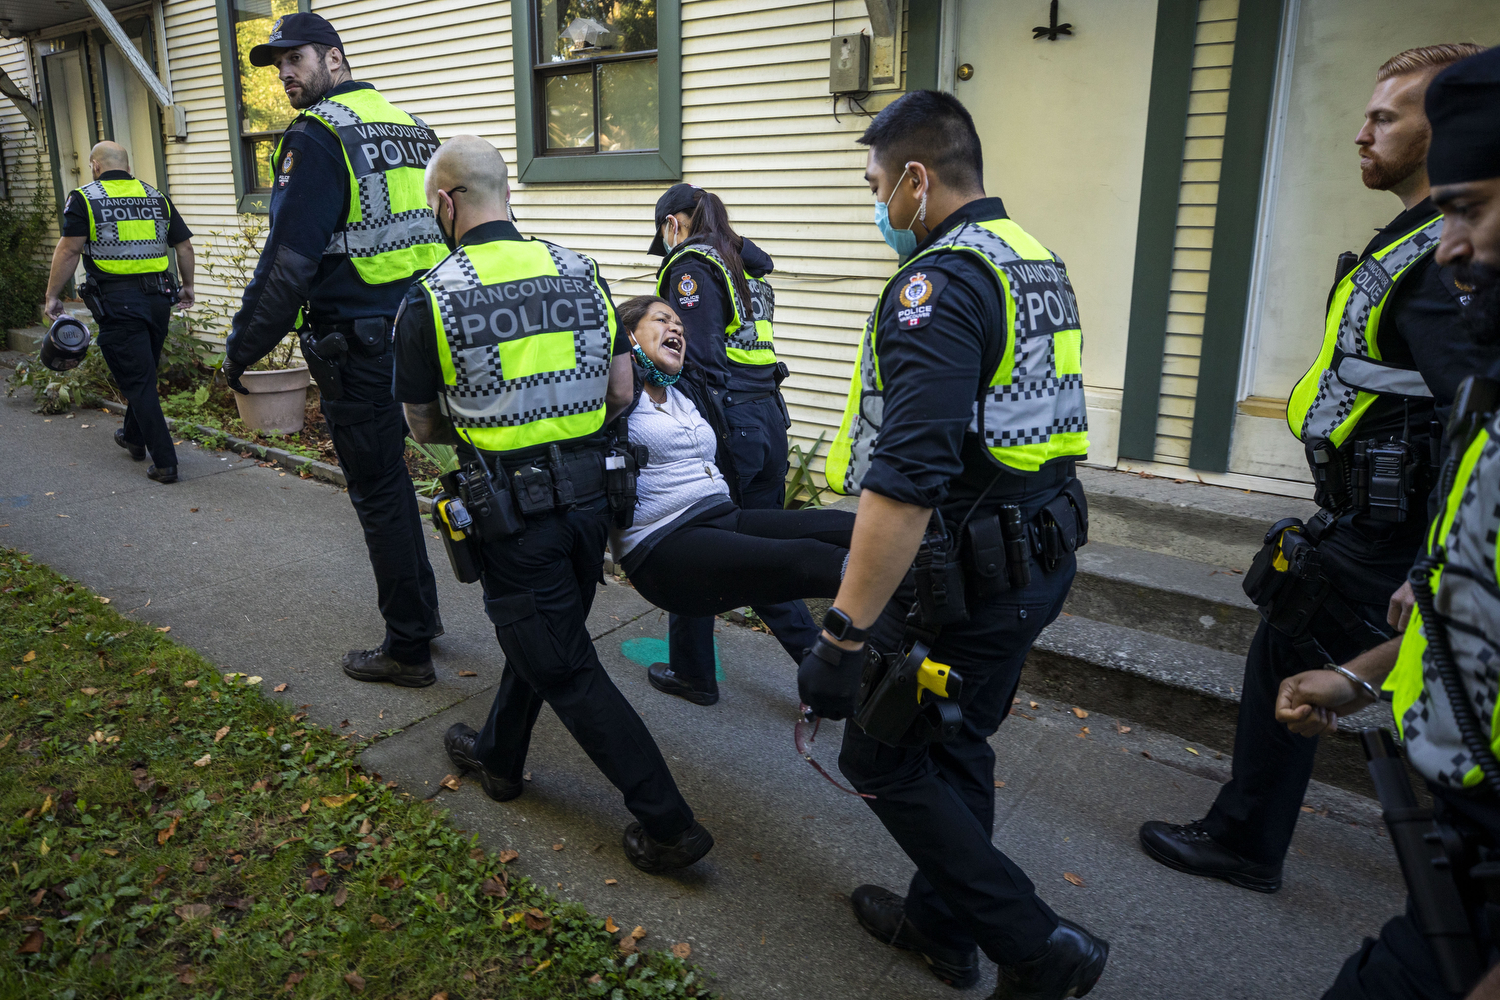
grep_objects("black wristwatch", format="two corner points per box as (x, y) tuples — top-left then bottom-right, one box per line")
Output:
(822, 607), (869, 644)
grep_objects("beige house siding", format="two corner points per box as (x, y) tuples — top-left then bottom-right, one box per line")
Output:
(1152, 0), (1237, 466)
(0, 40), (48, 232)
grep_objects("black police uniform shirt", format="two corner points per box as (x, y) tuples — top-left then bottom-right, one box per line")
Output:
(1315, 196), (1492, 606)
(860, 196), (1061, 520)
(661, 236), (777, 392)
(230, 81), (411, 365)
(61, 171), (192, 281)
(392, 219), (629, 414)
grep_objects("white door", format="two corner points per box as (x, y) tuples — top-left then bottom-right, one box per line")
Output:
(101, 38), (159, 188)
(46, 49), (92, 193)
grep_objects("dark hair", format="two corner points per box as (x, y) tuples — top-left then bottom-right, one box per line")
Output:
(311, 42), (350, 70)
(858, 90), (984, 193)
(679, 189), (753, 312)
(617, 295), (673, 337)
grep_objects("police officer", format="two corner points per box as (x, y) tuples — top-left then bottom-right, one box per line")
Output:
(644, 183), (818, 705)
(797, 90), (1108, 998)
(223, 13), (444, 686)
(1276, 47), (1500, 999)
(43, 141), (194, 483)
(1140, 44), (1491, 895)
(397, 136), (713, 872)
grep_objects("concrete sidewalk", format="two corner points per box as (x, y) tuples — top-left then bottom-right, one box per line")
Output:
(0, 385), (1404, 999)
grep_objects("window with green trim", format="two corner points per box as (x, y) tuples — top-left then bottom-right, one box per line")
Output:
(229, 0), (300, 194)
(513, 1), (680, 184)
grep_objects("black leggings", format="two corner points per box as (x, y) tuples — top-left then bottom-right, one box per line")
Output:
(629, 507), (856, 617)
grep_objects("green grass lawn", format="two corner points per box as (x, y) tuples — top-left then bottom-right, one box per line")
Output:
(0, 550), (709, 999)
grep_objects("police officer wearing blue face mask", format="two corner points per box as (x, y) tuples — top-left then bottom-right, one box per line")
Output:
(643, 184), (819, 706)
(803, 90), (1109, 998)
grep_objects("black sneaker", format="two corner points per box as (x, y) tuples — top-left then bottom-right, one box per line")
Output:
(991, 918), (1109, 1000)
(443, 723), (523, 802)
(647, 663), (719, 706)
(341, 648), (436, 688)
(623, 820), (714, 873)
(850, 884), (979, 989)
(1138, 820), (1282, 893)
(147, 465), (178, 484)
(115, 428), (145, 461)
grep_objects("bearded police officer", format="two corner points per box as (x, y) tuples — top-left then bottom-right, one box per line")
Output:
(1277, 46), (1500, 1000)
(798, 91), (1108, 998)
(43, 141), (194, 483)
(223, 13), (445, 686)
(644, 182), (818, 705)
(397, 137), (714, 873)
(1140, 44), (1491, 896)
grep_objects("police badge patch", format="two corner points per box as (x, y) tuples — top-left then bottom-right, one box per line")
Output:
(268, 16), (284, 42)
(894, 270), (946, 328)
(676, 271), (700, 309)
(277, 149), (298, 189)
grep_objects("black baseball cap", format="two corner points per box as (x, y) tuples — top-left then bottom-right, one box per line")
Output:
(249, 12), (344, 67)
(647, 183), (702, 256)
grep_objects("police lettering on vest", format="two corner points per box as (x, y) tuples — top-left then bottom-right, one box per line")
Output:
(75, 178), (172, 275)
(656, 244), (777, 367)
(277, 87), (447, 285)
(826, 218), (1088, 494)
(421, 239), (617, 455)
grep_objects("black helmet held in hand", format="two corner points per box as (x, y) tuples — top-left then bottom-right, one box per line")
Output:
(39, 315), (92, 372)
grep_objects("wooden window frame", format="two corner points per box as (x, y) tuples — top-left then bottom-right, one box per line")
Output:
(215, 0), (310, 214)
(512, 0), (681, 184)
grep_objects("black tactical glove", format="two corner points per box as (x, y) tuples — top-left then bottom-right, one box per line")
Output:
(222, 358), (249, 395)
(797, 636), (867, 721)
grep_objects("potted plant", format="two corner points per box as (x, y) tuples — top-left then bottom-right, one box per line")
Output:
(192, 214), (311, 433)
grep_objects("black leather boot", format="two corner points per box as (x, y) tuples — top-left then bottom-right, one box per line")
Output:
(1138, 820), (1283, 893)
(991, 919), (1109, 1000)
(114, 428), (145, 461)
(147, 464), (178, 484)
(443, 723), (523, 802)
(341, 647), (435, 688)
(850, 884), (979, 988)
(622, 820), (714, 872)
(647, 662), (719, 706)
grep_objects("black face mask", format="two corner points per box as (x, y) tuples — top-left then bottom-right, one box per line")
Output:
(439, 186), (467, 251)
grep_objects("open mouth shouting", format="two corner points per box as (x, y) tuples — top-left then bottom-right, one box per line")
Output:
(660, 333), (684, 364)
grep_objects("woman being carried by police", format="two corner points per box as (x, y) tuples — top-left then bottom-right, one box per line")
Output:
(608, 295), (854, 620)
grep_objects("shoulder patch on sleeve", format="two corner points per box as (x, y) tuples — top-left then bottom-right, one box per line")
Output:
(675, 269), (701, 309)
(891, 269), (949, 329)
(276, 149), (298, 188)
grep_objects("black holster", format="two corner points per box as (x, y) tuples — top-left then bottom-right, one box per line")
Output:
(854, 638), (964, 747)
(76, 278), (110, 322)
(299, 328), (348, 401)
(430, 491), (482, 584)
(605, 414), (648, 530)
(444, 463), (522, 542)
(913, 510), (968, 628)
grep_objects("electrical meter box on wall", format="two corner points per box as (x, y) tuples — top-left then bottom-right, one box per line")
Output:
(830, 33), (869, 93)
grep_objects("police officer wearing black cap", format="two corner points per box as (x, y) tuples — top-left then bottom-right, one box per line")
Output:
(799, 90), (1108, 999)
(222, 12), (447, 686)
(644, 183), (818, 705)
(43, 140), (194, 483)
(1275, 46), (1500, 1000)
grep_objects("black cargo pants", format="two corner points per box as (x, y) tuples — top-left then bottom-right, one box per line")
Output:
(95, 282), (177, 470)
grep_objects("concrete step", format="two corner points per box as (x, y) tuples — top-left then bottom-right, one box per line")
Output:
(7, 325), (44, 353)
(1025, 612), (1387, 798)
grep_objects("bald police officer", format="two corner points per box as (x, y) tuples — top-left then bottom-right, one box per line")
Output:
(43, 141), (194, 483)
(223, 13), (445, 685)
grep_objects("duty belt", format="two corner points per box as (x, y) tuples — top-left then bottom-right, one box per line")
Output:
(474, 446), (608, 510)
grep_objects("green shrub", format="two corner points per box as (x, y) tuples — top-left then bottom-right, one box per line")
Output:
(0, 190), (50, 330)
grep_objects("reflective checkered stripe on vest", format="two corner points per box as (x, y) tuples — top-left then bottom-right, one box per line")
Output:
(422, 239), (616, 454)
(76, 178), (170, 275)
(284, 88), (447, 285)
(825, 218), (1088, 494)
(656, 244), (776, 367)
(1386, 422), (1500, 788)
(1286, 216), (1443, 448)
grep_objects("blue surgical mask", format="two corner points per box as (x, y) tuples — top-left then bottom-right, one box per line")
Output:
(875, 165), (925, 261)
(632, 342), (680, 387)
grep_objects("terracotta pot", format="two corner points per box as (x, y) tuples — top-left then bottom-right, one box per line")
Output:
(232, 366), (311, 433)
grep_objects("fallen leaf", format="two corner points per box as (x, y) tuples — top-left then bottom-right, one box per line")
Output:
(192, 857), (208, 873)
(175, 903), (211, 921)
(529, 960), (551, 975)
(440, 775), (461, 791)
(524, 909), (551, 932)
(246, 676), (263, 685)
(97, 597), (109, 604)
(368, 913), (392, 930)
(21, 651), (35, 663)
(631, 925), (647, 941)
(176, 967), (196, 984)
(1301, 805), (1315, 814)
(343, 972), (366, 992)
(378, 874), (405, 891)
(17, 929), (43, 954)
(1063, 872), (1086, 887)
(480, 877), (507, 898)
(994, 780), (1006, 788)
(333, 886), (349, 907)
(458, 670), (478, 677)
(1185, 747), (1200, 756)
(618, 937), (637, 956)
(1116, 724), (1131, 734)
(57, 514), (69, 518)
(99, 848), (118, 857)
(274, 683), (288, 692)
(300, 800), (311, 814)
(604, 916), (619, 933)
(80, 687), (100, 695)
(552, 843), (564, 851)
(361, 819), (374, 836)
(155, 626), (171, 633)
(0, 733), (10, 750)
(157, 817), (178, 845)
(193, 753), (211, 767)
(211, 926), (224, 942)
(320, 794), (357, 808)
(605, 878), (618, 885)
(183, 679), (198, 689)
(671, 942), (692, 959)
(1071, 707), (1089, 719)
(305, 869), (331, 892)
(284, 971), (305, 991)
(497, 849), (519, 864)
(214, 726), (231, 743)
